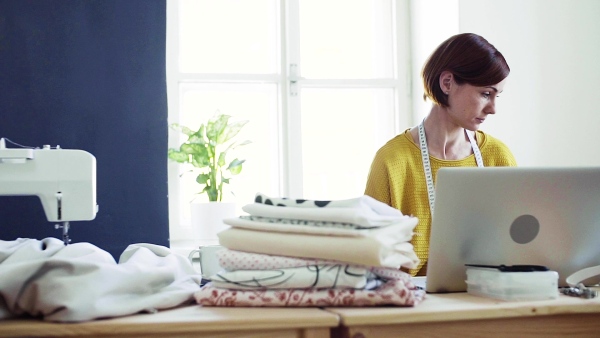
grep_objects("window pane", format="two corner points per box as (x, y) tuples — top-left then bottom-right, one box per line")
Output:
(179, 0), (278, 74)
(176, 83), (280, 221)
(300, 88), (396, 200)
(299, 0), (394, 79)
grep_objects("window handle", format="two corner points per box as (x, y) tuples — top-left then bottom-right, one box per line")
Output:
(289, 64), (304, 96)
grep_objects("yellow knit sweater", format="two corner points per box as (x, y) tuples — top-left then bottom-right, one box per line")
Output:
(364, 129), (517, 276)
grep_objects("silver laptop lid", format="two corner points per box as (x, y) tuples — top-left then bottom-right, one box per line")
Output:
(425, 166), (600, 293)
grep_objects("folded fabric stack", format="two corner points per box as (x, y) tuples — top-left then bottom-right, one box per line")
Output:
(194, 193), (426, 307)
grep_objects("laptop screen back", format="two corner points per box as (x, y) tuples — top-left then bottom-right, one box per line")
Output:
(425, 166), (600, 293)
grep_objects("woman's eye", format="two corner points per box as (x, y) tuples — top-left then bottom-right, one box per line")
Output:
(482, 92), (490, 99)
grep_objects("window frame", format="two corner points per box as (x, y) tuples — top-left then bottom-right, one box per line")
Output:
(166, 0), (413, 247)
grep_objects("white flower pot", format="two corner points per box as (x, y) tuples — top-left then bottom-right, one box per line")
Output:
(190, 201), (236, 241)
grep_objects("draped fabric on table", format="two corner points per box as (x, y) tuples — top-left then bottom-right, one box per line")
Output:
(0, 238), (202, 322)
(194, 193), (426, 307)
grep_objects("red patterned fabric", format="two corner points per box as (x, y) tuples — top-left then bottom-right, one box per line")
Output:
(195, 279), (425, 307)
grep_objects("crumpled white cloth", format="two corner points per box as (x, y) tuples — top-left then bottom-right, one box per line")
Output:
(0, 238), (202, 322)
(243, 194), (409, 228)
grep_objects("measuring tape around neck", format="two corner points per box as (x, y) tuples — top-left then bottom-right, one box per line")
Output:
(418, 120), (484, 217)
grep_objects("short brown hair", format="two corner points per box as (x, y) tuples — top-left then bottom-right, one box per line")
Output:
(422, 33), (510, 107)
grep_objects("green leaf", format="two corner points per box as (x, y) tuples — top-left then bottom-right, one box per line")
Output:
(227, 158), (245, 175)
(217, 120), (249, 144)
(206, 114), (230, 143)
(217, 152), (226, 167)
(196, 173), (210, 185)
(192, 154), (210, 168)
(167, 149), (189, 163)
(181, 143), (205, 155)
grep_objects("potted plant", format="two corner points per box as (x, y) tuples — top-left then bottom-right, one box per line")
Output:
(168, 111), (251, 240)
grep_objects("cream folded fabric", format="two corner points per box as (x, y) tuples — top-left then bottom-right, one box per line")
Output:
(224, 216), (416, 237)
(218, 224), (420, 269)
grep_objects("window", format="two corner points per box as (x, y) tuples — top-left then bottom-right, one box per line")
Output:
(167, 0), (412, 245)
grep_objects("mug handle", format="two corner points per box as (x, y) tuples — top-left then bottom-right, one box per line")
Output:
(188, 249), (203, 274)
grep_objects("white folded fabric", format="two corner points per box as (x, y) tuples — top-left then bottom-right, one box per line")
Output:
(217, 249), (411, 281)
(218, 225), (420, 269)
(254, 193), (404, 217)
(224, 216), (416, 237)
(210, 264), (370, 290)
(0, 238), (201, 322)
(242, 202), (411, 228)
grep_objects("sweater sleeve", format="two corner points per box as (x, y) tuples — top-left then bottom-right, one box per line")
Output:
(364, 149), (392, 206)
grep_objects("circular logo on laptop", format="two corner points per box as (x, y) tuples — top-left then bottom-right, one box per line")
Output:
(509, 214), (540, 244)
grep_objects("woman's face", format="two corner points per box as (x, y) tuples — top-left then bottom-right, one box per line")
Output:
(447, 77), (507, 131)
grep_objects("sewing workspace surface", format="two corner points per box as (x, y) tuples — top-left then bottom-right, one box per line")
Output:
(2, 292), (600, 338)
(328, 291), (600, 338)
(0, 306), (339, 338)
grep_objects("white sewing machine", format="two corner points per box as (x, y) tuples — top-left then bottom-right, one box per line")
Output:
(0, 138), (98, 244)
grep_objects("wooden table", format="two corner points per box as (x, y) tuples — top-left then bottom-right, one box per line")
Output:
(0, 306), (339, 338)
(328, 292), (600, 338)
(3, 292), (600, 338)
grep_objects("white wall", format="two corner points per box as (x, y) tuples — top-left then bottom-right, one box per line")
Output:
(457, 0), (600, 167)
(409, 0), (459, 123)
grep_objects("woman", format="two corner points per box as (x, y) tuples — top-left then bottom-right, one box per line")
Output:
(364, 33), (517, 276)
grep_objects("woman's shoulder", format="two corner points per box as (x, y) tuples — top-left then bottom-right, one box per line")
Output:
(477, 130), (509, 149)
(477, 130), (517, 165)
(373, 130), (416, 159)
(378, 129), (415, 151)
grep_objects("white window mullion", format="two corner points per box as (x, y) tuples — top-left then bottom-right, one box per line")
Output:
(395, 0), (413, 133)
(284, 0), (304, 199)
(277, 0), (288, 198)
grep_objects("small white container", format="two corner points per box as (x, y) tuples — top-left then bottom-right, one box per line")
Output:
(466, 267), (559, 301)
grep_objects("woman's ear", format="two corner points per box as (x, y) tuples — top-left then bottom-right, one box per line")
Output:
(439, 71), (453, 95)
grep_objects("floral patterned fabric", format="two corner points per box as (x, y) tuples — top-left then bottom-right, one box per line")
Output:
(195, 278), (425, 307)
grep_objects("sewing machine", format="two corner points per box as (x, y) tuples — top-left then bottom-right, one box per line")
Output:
(0, 138), (98, 244)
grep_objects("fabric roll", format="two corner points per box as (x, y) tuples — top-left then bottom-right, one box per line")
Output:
(217, 226), (420, 269)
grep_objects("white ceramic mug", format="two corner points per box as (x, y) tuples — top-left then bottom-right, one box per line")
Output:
(188, 245), (225, 280)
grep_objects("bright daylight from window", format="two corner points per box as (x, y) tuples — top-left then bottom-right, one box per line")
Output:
(167, 0), (410, 244)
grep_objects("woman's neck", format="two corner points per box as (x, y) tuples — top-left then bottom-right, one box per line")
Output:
(415, 107), (473, 160)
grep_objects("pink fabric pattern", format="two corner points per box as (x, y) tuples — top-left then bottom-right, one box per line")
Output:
(217, 249), (409, 281)
(217, 248), (335, 270)
(195, 279), (425, 307)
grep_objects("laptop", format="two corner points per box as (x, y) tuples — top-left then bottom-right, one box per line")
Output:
(425, 166), (600, 293)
